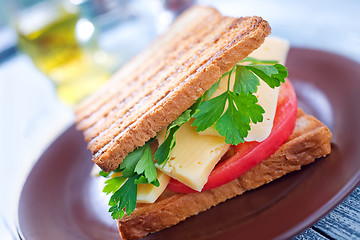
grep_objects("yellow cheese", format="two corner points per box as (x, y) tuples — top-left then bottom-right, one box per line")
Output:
(156, 120), (230, 191)
(199, 36), (290, 142)
(245, 81), (279, 142)
(249, 36), (289, 65)
(137, 169), (170, 203)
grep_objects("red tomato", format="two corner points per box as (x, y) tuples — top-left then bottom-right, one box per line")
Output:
(167, 79), (298, 193)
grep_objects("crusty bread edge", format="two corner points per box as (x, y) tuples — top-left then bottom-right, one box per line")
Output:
(117, 109), (332, 240)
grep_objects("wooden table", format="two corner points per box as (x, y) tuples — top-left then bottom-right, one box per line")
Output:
(296, 187), (360, 239)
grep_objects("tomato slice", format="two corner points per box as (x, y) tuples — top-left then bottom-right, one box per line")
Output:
(167, 79), (298, 193)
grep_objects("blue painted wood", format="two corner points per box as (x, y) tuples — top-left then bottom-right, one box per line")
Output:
(293, 228), (329, 240)
(313, 186), (360, 240)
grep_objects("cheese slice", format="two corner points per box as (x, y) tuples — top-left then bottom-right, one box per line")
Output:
(199, 36), (290, 142)
(245, 81), (279, 142)
(156, 120), (230, 191)
(137, 169), (170, 203)
(249, 36), (289, 65)
(245, 36), (289, 141)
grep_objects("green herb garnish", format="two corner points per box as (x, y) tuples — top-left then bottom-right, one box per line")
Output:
(192, 57), (287, 144)
(102, 141), (159, 219)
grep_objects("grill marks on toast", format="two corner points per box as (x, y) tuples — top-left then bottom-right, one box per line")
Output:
(86, 17), (241, 152)
(75, 7), (220, 125)
(80, 14), (228, 142)
(75, 6), (271, 171)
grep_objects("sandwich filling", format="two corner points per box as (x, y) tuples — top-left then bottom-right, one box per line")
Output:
(98, 36), (293, 219)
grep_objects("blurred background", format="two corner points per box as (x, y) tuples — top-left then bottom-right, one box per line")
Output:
(0, 0), (359, 239)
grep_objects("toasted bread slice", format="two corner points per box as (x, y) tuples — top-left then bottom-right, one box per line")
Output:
(74, 6), (271, 172)
(117, 109), (332, 240)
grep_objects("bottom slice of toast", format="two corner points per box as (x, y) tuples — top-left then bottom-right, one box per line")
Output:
(117, 109), (332, 240)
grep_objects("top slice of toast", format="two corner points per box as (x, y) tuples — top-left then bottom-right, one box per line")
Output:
(75, 5), (271, 172)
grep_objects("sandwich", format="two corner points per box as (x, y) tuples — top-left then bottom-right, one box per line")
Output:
(75, 5), (332, 240)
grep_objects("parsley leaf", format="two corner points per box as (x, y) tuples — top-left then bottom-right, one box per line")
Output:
(215, 96), (248, 144)
(134, 175), (160, 186)
(134, 175), (148, 184)
(103, 176), (126, 194)
(134, 144), (157, 183)
(238, 57), (287, 88)
(154, 126), (179, 165)
(272, 64), (288, 83)
(99, 170), (111, 178)
(231, 92), (264, 125)
(192, 92), (227, 132)
(119, 146), (146, 178)
(108, 175), (138, 219)
(102, 141), (159, 220)
(234, 65), (260, 94)
(214, 92), (264, 144)
(171, 109), (192, 127)
(246, 64), (287, 88)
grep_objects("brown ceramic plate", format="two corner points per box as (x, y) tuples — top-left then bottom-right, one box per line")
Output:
(18, 48), (360, 239)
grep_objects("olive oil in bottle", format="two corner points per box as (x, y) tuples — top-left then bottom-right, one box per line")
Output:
(16, 2), (112, 105)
